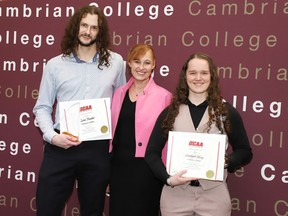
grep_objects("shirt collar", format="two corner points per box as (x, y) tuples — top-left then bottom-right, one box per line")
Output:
(73, 52), (98, 63)
(187, 99), (208, 107)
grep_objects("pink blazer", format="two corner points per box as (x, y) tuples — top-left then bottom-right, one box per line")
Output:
(110, 77), (172, 157)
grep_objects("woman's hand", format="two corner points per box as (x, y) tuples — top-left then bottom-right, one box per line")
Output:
(167, 170), (198, 187)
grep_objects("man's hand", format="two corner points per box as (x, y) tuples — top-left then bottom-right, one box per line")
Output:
(51, 133), (81, 149)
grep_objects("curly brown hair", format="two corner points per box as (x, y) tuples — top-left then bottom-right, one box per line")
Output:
(61, 5), (111, 69)
(162, 53), (230, 136)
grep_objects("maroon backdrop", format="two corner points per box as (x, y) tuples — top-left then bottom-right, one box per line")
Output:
(0, 1), (287, 215)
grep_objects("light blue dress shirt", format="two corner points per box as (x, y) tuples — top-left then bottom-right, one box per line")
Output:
(33, 51), (126, 143)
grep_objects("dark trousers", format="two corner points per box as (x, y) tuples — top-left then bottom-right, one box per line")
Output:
(36, 140), (110, 216)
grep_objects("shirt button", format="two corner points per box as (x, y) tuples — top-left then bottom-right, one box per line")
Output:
(138, 142), (142, 147)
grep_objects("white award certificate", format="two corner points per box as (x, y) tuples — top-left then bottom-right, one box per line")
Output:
(166, 131), (226, 181)
(59, 98), (111, 141)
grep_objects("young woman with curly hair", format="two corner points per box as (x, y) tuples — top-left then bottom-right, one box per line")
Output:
(145, 53), (253, 216)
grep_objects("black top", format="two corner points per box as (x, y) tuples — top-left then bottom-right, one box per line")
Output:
(110, 92), (163, 216)
(112, 91), (136, 160)
(145, 101), (253, 183)
(187, 100), (208, 129)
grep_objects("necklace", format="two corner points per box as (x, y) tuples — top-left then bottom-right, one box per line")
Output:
(131, 84), (144, 97)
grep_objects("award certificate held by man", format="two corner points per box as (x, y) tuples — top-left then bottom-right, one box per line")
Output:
(59, 98), (111, 141)
(166, 131), (227, 181)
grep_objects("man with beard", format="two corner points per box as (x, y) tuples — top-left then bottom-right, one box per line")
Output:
(33, 5), (126, 216)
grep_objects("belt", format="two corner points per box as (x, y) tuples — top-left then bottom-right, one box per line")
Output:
(190, 180), (200, 187)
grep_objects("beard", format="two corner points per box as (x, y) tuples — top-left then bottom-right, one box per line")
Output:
(77, 34), (97, 47)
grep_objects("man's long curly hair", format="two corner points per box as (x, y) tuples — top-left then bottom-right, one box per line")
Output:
(61, 5), (111, 69)
(162, 53), (230, 136)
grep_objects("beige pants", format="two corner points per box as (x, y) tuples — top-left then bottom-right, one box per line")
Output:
(160, 183), (231, 216)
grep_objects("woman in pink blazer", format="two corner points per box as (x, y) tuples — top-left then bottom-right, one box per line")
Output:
(109, 44), (172, 216)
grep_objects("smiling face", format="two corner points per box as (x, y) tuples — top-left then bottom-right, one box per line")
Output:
(77, 13), (99, 47)
(128, 50), (155, 83)
(186, 58), (211, 99)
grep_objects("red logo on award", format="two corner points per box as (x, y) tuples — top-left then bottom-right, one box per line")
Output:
(80, 105), (92, 112)
(189, 141), (203, 147)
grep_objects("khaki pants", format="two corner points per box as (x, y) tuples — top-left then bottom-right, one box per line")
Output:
(160, 183), (231, 216)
